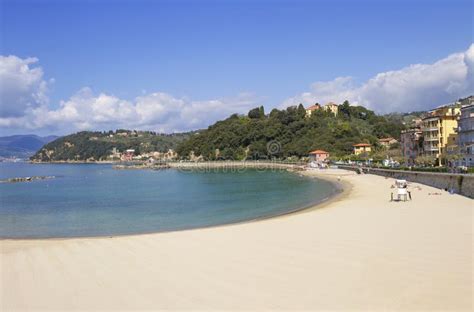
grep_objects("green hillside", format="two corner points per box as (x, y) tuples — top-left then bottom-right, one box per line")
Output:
(176, 101), (406, 160)
(31, 130), (192, 161)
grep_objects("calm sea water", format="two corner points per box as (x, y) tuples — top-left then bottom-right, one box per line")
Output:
(0, 162), (336, 238)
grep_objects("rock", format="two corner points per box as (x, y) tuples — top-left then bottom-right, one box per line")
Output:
(0, 176), (56, 183)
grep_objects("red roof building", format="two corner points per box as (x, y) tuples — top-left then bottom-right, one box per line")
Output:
(378, 137), (398, 148)
(308, 150), (329, 162)
(305, 103), (321, 117)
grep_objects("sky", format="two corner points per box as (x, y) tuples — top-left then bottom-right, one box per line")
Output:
(0, 0), (473, 135)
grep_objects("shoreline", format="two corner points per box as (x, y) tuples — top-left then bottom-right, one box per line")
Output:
(2, 169), (472, 310)
(295, 168), (353, 213)
(0, 168), (349, 241)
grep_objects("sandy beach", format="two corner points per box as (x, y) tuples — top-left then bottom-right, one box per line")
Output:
(1, 169), (472, 311)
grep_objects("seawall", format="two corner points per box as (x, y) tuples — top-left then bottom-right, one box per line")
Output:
(339, 165), (474, 199)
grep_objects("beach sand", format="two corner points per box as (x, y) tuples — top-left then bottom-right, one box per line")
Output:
(1, 169), (472, 311)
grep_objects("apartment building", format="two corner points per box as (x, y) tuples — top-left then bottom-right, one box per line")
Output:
(422, 105), (460, 161)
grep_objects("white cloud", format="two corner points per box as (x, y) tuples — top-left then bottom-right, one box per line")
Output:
(0, 55), (262, 134)
(282, 77), (357, 108)
(6, 87), (261, 134)
(283, 44), (474, 113)
(0, 55), (52, 118)
(31, 88), (139, 131)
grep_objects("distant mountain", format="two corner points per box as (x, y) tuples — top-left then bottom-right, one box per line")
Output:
(0, 135), (59, 158)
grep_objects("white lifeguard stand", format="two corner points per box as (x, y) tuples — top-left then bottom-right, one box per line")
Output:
(391, 179), (410, 202)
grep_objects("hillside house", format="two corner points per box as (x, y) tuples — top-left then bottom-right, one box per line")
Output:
(323, 102), (338, 116)
(305, 104), (321, 117)
(378, 137), (398, 149)
(353, 143), (371, 155)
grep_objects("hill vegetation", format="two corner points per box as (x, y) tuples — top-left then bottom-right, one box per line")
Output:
(31, 130), (191, 161)
(176, 101), (407, 160)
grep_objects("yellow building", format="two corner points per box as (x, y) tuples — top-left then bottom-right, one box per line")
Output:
(353, 143), (372, 155)
(422, 105), (460, 161)
(306, 102), (339, 117)
(323, 102), (338, 116)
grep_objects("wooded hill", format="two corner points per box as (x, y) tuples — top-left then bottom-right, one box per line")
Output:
(31, 130), (192, 161)
(175, 101), (408, 160)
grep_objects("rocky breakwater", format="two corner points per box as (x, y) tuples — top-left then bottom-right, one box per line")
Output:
(0, 176), (56, 183)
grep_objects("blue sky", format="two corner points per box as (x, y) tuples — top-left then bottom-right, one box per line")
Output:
(0, 0), (473, 135)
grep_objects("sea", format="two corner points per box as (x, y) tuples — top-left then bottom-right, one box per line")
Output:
(0, 162), (336, 238)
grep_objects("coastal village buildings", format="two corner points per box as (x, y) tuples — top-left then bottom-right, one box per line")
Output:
(353, 143), (371, 155)
(112, 148), (178, 162)
(109, 147), (121, 160)
(146, 149), (177, 161)
(422, 115), (441, 157)
(324, 102), (338, 116)
(411, 118), (423, 128)
(305, 102), (339, 117)
(422, 105), (460, 161)
(378, 137), (398, 149)
(401, 128), (423, 165)
(456, 102), (474, 167)
(302, 97), (474, 167)
(459, 95), (474, 106)
(122, 149), (135, 161)
(308, 150), (329, 163)
(305, 103), (321, 117)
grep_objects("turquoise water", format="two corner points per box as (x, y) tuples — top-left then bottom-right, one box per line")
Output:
(0, 163), (336, 238)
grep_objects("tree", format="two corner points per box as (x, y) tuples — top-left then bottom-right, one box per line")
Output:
(297, 103), (306, 119)
(414, 155), (437, 167)
(248, 106), (265, 119)
(339, 100), (351, 118)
